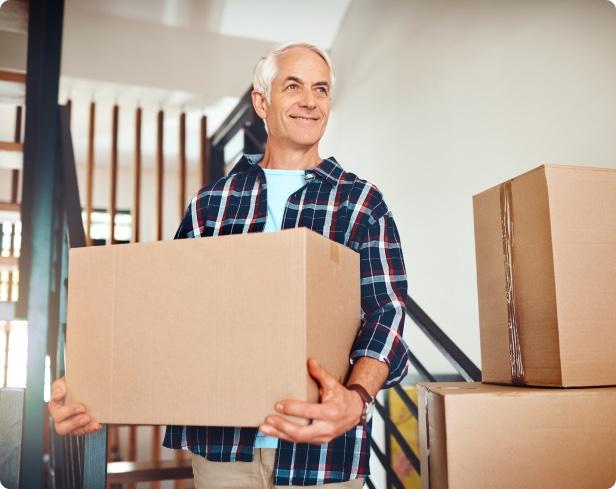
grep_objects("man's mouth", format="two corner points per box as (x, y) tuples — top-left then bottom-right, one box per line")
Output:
(290, 115), (320, 121)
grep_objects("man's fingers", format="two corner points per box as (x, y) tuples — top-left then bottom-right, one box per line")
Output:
(49, 402), (86, 424)
(50, 378), (67, 402)
(276, 400), (336, 421)
(263, 415), (328, 443)
(54, 414), (92, 436)
(259, 423), (289, 441)
(83, 421), (103, 434)
(307, 358), (339, 390)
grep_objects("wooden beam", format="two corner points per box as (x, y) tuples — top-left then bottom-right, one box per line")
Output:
(127, 425), (138, 489)
(156, 110), (164, 241)
(0, 70), (26, 84)
(0, 202), (20, 212)
(151, 426), (161, 489)
(109, 104), (119, 245)
(199, 115), (208, 188)
(85, 100), (96, 246)
(174, 451), (186, 489)
(14, 105), (23, 143)
(179, 111), (186, 219)
(132, 107), (142, 244)
(0, 141), (23, 153)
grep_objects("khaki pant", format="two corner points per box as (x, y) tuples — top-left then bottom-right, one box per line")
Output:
(191, 449), (365, 489)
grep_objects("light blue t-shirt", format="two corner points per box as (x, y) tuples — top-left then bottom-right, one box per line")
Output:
(255, 167), (306, 449)
(262, 168), (306, 232)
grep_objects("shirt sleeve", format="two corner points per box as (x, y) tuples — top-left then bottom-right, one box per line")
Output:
(349, 201), (410, 388)
(174, 199), (196, 239)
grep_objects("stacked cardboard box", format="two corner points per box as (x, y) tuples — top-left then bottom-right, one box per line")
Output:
(419, 165), (616, 488)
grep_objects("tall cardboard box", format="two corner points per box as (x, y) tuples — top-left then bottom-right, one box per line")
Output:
(473, 164), (616, 387)
(66, 228), (360, 426)
(418, 382), (616, 489)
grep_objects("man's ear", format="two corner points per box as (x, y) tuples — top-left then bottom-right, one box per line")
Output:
(251, 90), (268, 120)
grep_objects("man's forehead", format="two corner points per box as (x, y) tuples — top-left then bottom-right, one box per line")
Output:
(275, 47), (330, 81)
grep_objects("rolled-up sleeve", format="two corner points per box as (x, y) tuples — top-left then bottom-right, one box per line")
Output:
(349, 202), (410, 388)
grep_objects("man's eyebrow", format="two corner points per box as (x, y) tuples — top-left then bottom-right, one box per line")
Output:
(283, 76), (304, 84)
(282, 76), (330, 88)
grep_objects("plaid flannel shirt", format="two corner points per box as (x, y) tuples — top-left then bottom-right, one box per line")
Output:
(163, 154), (410, 485)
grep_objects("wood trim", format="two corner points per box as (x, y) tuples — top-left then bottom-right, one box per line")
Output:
(109, 104), (119, 245)
(0, 70), (26, 84)
(179, 111), (186, 219)
(0, 202), (20, 212)
(156, 110), (164, 241)
(85, 101), (96, 246)
(132, 107), (142, 244)
(200, 115), (208, 188)
(0, 141), (23, 152)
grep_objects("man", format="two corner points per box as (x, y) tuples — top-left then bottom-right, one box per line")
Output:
(50, 42), (410, 488)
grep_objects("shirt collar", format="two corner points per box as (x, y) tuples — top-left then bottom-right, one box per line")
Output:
(229, 154), (344, 186)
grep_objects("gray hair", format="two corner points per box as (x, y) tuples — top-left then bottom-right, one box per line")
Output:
(252, 41), (335, 103)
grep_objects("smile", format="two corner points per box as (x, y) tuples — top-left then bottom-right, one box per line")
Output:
(290, 115), (319, 121)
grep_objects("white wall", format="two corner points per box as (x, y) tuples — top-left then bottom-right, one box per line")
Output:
(321, 0), (616, 373)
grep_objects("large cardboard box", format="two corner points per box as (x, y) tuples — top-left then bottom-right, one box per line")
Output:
(473, 164), (616, 387)
(418, 382), (616, 489)
(66, 228), (360, 426)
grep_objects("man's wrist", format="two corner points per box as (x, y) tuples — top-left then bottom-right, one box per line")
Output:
(346, 383), (375, 425)
(348, 389), (365, 424)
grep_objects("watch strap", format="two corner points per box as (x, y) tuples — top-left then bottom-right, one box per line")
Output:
(347, 383), (374, 424)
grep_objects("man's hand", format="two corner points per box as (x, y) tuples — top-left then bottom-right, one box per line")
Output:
(48, 376), (102, 436)
(258, 358), (365, 445)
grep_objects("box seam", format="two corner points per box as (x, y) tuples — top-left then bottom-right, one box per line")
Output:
(543, 168), (564, 386)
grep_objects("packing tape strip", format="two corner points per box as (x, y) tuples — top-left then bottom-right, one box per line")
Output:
(499, 181), (525, 384)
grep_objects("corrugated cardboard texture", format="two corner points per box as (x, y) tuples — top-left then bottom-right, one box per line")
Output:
(545, 166), (616, 386)
(474, 166), (561, 386)
(66, 228), (360, 426)
(418, 382), (616, 489)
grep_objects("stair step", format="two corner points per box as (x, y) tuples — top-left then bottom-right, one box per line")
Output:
(106, 459), (193, 484)
(0, 141), (23, 170)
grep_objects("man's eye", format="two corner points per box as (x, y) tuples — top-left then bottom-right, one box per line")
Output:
(316, 87), (329, 95)
(286, 84), (299, 91)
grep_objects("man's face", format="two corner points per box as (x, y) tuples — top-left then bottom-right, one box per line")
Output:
(257, 47), (331, 150)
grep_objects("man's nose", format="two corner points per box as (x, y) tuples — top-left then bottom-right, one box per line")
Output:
(299, 89), (317, 109)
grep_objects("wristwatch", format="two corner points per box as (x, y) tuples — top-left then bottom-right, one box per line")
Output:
(347, 383), (375, 424)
